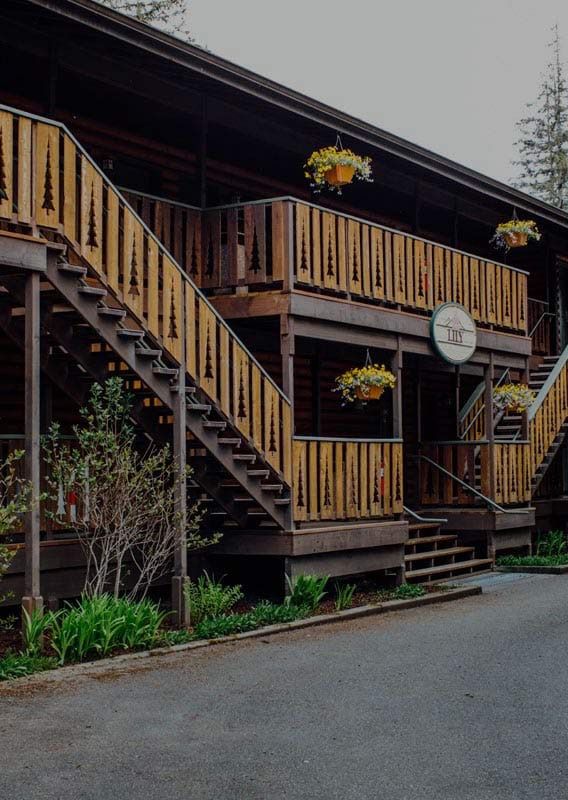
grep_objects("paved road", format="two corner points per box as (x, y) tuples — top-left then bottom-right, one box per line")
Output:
(1, 573), (568, 800)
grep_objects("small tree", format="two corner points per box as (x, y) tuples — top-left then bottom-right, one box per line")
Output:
(95, 0), (194, 41)
(513, 25), (568, 209)
(43, 379), (218, 600)
(0, 451), (32, 603)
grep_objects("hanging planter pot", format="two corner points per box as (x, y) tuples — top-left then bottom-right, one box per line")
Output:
(490, 216), (541, 251)
(325, 164), (356, 188)
(355, 384), (385, 401)
(304, 136), (373, 194)
(493, 383), (536, 415)
(334, 352), (396, 406)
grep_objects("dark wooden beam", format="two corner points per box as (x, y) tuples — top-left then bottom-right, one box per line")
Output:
(23, 271), (43, 617)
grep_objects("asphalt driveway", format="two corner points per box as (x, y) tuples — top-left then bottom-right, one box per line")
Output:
(1, 572), (567, 800)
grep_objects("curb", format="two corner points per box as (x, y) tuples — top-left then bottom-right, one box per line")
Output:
(0, 585), (481, 690)
(496, 564), (568, 575)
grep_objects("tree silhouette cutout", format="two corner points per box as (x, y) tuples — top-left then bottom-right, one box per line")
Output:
(203, 323), (213, 377)
(42, 140), (55, 212)
(299, 222), (308, 272)
(375, 247), (382, 290)
(249, 226), (261, 273)
(86, 184), (99, 249)
(297, 460), (305, 508)
(128, 239), (140, 296)
(168, 280), (178, 339)
(237, 364), (247, 419)
(323, 455), (331, 507)
(326, 231), (335, 277)
(0, 129), (7, 202)
(268, 400), (277, 453)
(190, 232), (199, 277)
(351, 238), (359, 282)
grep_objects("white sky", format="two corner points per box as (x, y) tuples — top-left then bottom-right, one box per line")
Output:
(187, 0), (568, 186)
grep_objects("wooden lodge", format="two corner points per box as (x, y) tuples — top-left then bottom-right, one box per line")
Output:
(1, 0), (568, 610)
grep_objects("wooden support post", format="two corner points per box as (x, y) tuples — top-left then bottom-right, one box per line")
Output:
(455, 366), (461, 437)
(521, 357), (530, 442)
(281, 314), (295, 424)
(311, 352), (322, 436)
(47, 40), (58, 116)
(392, 338), (403, 439)
(484, 354), (496, 501)
(171, 287), (189, 628)
(199, 95), (208, 208)
(22, 272), (43, 619)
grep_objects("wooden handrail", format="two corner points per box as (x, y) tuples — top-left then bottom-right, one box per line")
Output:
(0, 103), (292, 483)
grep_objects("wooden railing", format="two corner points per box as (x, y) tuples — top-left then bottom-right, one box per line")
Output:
(528, 348), (568, 480)
(0, 106), (292, 484)
(420, 441), (531, 508)
(121, 191), (529, 335)
(293, 437), (403, 523)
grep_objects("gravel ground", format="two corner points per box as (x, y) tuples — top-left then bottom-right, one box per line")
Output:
(1, 571), (567, 800)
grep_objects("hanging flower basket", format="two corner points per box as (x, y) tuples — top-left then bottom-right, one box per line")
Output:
(490, 219), (540, 250)
(493, 383), (536, 414)
(304, 142), (372, 194)
(334, 363), (396, 406)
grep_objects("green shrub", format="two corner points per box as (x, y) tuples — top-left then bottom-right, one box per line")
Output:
(192, 612), (258, 640)
(285, 574), (329, 613)
(48, 595), (168, 664)
(497, 554), (568, 567)
(252, 601), (306, 626)
(22, 608), (51, 657)
(0, 652), (57, 682)
(536, 530), (567, 560)
(0, 614), (17, 633)
(183, 572), (243, 625)
(334, 582), (356, 611)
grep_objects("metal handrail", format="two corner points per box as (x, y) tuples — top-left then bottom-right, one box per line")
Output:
(417, 453), (530, 514)
(528, 343), (568, 420)
(403, 505), (448, 524)
(529, 311), (555, 339)
(459, 368), (511, 439)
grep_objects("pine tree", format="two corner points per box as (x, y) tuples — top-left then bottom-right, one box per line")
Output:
(95, 0), (194, 41)
(513, 26), (568, 209)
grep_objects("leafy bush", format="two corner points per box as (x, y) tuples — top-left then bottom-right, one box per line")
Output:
(0, 652), (57, 682)
(285, 574), (329, 613)
(536, 530), (567, 560)
(183, 572), (243, 625)
(252, 601), (306, 626)
(0, 614), (17, 633)
(334, 582), (356, 611)
(48, 595), (168, 664)
(22, 608), (51, 657)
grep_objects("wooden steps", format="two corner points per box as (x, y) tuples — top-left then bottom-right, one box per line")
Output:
(404, 519), (493, 583)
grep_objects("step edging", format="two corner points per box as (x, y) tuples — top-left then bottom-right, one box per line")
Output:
(0, 585), (482, 690)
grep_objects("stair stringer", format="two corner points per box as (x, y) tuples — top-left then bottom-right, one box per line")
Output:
(45, 251), (292, 530)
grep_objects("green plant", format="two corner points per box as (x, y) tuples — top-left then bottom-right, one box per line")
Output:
(377, 584), (426, 602)
(47, 594), (168, 664)
(0, 651), (57, 682)
(183, 572), (243, 625)
(0, 450), (33, 603)
(192, 612), (258, 640)
(497, 554), (568, 567)
(252, 601), (307, 626)
(536, 530), (567, 559)
(22, 608), (50, 657)
(334, 582), (356, 611)
(0, 614), (17, 633)
(285, 574), (329, 613)
(43, 379), (216, 600)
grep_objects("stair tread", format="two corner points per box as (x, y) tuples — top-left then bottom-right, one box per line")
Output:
(406, 535), (457, 546)
(408, 522), (441, 531)
(405, 546), (475, 562)
(406, 559), (493, 578)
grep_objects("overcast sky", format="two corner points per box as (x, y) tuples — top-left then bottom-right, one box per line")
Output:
(187, 0), (568, 187)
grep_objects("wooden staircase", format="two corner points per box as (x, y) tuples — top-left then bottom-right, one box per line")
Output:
(0, 106), (293, 533)
(405, 522), (492, 582)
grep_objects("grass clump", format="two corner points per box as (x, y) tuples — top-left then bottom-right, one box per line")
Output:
(285, 574), (329, 613)
(0, 652), (57, 682)
(377, 584), (426, 602)
(183, 572), (243, 625)
(48, 595), (168, 664)
(497, 554), (568, 567)
(334, 582), (357, 611)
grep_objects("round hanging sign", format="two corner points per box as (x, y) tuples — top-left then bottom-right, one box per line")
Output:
(430, 302), (477, 365)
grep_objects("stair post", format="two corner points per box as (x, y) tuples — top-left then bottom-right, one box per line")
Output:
(171, 284), (190, 628)
(22, 271), (43, 620)
(484, 355), (497, 560)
